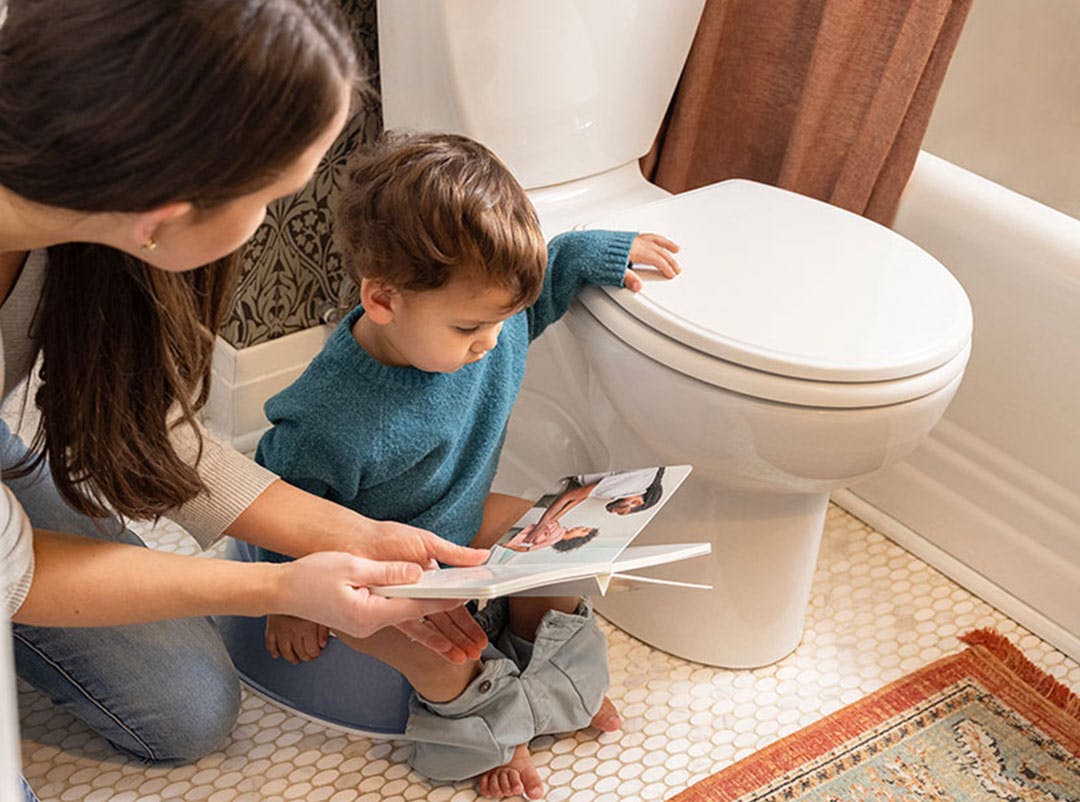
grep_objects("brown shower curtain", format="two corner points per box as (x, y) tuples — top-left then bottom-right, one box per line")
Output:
(642, 0), (973, 226)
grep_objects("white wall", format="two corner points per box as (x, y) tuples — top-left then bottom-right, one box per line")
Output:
(922, 0), (1080, 219)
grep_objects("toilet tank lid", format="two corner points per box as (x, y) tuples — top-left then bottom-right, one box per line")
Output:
(580, 180), (973, 383)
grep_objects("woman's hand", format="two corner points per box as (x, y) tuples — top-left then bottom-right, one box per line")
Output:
(229, 482), (490, 569)
(395, 607), (488, 663)
(624, 232), (681, 292)
(229, 484), (492, 659)
(273, 551), (467, 640)
(359, 518), (490, 569)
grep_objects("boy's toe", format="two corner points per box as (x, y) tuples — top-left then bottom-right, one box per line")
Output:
(590, 696), (623, 732)
(521, 767), (544, 799)
(503, 769), (524, 796)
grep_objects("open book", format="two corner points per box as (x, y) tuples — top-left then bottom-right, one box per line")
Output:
(374, 465), (710, 600)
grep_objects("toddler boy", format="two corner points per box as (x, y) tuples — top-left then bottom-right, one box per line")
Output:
(255, 131), (679, 798)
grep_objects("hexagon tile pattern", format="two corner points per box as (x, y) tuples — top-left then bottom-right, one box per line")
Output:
(19, 505), (1080, 801)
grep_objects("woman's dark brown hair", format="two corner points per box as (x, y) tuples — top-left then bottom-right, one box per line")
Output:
(0, 0), (357, 519)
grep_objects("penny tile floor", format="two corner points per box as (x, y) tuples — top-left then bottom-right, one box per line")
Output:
(18, 504), (1080, 801)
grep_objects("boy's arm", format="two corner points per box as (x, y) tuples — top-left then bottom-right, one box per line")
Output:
(526, 229), (636, 341)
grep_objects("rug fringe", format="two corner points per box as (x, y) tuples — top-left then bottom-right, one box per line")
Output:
(961, 628), (1080, 722)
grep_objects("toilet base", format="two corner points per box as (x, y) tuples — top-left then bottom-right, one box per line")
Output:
(594, 481), (827, 669)
(494, 383), (828, 670)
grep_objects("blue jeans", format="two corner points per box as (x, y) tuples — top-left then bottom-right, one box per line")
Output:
(20, 775), (38, 802)
(3, 420), (240, 797)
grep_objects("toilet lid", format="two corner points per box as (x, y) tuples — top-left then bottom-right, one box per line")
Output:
(581, 180), (972, 382)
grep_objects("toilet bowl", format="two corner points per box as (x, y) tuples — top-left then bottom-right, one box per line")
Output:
(377, 0), (973, 668)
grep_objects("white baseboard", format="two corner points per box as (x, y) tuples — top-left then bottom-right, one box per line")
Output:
(833, 419), (1080, 663)
(204, 327), (330, 453)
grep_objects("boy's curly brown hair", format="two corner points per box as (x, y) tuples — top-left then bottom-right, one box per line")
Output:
(335, 131), (547, 309)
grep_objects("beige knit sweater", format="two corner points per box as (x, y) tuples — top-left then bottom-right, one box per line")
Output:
(1, 251), (278, 616)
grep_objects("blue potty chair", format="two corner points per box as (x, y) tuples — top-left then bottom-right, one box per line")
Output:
(217, 538), (413, 735)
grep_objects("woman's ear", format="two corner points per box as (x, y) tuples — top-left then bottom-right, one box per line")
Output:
(131, 202), (193, 250)
(359, 278), (398, 325)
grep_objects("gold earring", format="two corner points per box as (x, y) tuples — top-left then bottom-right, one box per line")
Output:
(141, 238), (158, 252)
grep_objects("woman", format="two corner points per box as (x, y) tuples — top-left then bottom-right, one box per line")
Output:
(0, 1), (487, 796)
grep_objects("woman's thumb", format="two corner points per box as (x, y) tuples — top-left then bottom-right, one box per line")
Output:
(428, 538), (489, 566)
(352, 559), (423, 587)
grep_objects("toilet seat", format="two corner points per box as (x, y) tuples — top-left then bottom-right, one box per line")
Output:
(576, 289), (969, 408)
(576, 179), (972, 407)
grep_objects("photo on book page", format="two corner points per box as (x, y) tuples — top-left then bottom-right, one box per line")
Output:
(373, 465), (708, 599)
(486, 465), (689, 568)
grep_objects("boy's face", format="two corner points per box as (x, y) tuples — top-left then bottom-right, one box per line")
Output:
(385, 277), (521, 373)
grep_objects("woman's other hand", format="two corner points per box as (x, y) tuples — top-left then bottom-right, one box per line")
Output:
(395, 606), (488, 664)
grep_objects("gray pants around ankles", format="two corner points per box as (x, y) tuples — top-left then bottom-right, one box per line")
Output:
(406, 599), (609, 781)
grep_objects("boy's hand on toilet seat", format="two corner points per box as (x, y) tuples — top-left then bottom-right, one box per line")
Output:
(624, 232), (680, 292)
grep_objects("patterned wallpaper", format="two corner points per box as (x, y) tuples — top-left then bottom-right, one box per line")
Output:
(221, 0), (380, 348)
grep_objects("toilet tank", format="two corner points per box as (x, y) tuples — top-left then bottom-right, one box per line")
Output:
(377, 0), (706, 189)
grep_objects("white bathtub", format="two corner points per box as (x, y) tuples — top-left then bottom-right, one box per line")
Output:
(835, 151), (1080, 661)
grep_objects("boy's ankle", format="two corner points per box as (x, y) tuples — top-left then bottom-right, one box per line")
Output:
(414, 657), (484, 704)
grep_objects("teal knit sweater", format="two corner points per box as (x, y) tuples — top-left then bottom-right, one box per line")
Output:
(254, 230), (635, 549)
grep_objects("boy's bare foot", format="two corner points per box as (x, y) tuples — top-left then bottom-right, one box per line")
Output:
(478, 744), (544, 799)
(590, 696), (622, 732)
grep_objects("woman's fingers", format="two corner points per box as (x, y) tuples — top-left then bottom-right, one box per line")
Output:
(395, 619), (461, 662)
(421, 534), (490, 568)
(428, 606), (487, 659)
(393, 609), (479, 663)
(346, 558), (423, 588)
(281, 551), (483, 661)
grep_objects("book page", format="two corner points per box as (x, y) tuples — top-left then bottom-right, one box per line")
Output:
(486, 465), (692, 570)
(373, 464), (695, 599)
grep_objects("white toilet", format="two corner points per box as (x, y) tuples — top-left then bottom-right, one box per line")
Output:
(377, 0), (973, 668)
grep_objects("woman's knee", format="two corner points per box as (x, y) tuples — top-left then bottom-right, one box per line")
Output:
(137, 643), (240, 763)
(18, 615), (241, 764)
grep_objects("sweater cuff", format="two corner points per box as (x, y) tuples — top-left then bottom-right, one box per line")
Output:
(594, 230), (637, 288)
(169, 425), (279, 550)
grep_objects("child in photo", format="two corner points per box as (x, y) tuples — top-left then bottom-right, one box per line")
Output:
(253, 131), (679, 798)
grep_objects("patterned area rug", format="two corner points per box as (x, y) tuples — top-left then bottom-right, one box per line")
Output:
(670, 629), (1080, 801)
